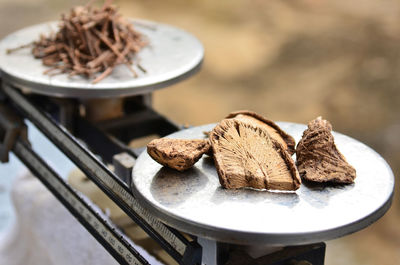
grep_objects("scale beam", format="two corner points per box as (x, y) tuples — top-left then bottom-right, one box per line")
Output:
(2, 83), (202, 265)
(13, 140), (149, 265)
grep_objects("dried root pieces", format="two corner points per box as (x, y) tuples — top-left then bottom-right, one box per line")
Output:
(146, 112), (357, 192)
(147, 111), (301, 192)
(10, 1), (147, 83)
(296, 117), (356, 184)
(210, 119), (301, 191)
(147, 138), (211, 172)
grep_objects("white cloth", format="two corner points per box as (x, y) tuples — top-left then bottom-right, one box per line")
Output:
(0, 171), (162, 265)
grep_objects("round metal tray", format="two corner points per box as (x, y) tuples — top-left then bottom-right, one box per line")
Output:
(131, 122), (395, 245)
(0, 19), (203, 98)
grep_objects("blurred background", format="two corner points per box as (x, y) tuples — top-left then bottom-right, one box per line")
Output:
(0, 0), (399, 264)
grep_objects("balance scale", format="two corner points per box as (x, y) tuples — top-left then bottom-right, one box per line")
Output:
(0, 19), (395, 265)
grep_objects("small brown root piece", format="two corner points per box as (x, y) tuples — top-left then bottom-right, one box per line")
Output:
(210, 119), (301, 191)
(147, 138), (211, 171)
(296, 117), (356, 184)
(226, 110), (296, 155)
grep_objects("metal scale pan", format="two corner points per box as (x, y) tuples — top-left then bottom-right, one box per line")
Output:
(131, 122), (395, 246)
(0, 19), (203, 98)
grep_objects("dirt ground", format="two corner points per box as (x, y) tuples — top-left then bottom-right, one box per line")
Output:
(0, 0), (399, 264)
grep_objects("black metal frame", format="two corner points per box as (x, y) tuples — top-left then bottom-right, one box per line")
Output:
(0, 81), (326, 265)
(216, 242), (326, 265)
(0, 82), (202, 265)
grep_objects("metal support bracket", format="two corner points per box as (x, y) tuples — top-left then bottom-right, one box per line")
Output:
(0, 103), (28, 162)
(113, 152), (136, 187)
(182, 240), (203, 265)
(222, 243), (326, 265)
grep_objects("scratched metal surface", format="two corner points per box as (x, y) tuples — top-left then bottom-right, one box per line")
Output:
(0, 19), (203, 98)
(131, 122), (395, 245)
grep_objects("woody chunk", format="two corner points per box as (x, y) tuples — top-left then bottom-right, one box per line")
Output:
(210, 119), (301, 191)
(226, 110), (296, 155)
(147, 138), (211, 171)
(296, 117), (356, 184)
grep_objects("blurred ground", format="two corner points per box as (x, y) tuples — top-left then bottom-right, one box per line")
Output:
(0, 0), (399, 264)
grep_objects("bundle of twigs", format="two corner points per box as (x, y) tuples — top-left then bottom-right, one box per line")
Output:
(14, 1), (147, 83)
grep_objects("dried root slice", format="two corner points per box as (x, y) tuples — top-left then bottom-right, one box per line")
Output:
(210, 119), (301, 191)
(296, 117), (356, 184)
(226, 110), (296, 155)
(147, 138), (211, 171)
